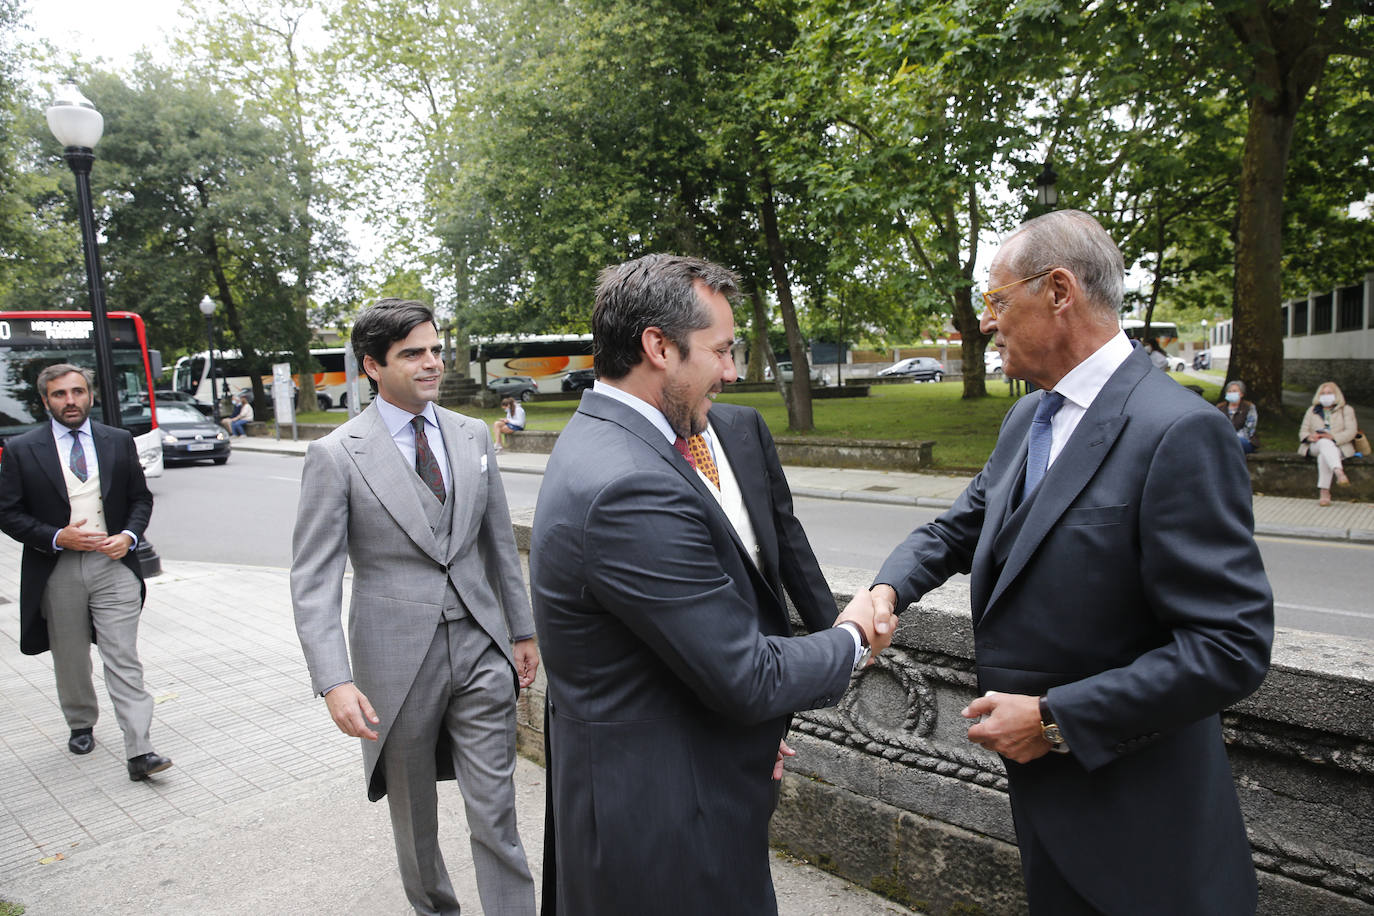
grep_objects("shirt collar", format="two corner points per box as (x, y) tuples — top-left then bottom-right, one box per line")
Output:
(591, 379), (717, 448)
(374, 394), (438, 437)
(1052, 331), (1133, 410)
(50, 416), (93, 441)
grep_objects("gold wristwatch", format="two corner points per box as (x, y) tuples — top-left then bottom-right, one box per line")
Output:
(1039, 695), (1069, 754)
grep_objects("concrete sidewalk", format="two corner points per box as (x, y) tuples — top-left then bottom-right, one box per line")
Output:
(235, 434), (1374, 543)
(0, 534), (917, 915)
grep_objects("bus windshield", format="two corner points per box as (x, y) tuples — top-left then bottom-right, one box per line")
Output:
(0, 315), (155, 439)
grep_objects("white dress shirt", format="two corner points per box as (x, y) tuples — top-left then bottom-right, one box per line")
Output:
(373, 395), (451, 493)
(1043, 332), (1134, 469)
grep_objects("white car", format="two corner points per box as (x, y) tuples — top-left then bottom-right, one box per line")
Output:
(984, 351), (1003, 376)
(1167, 356), (1187, 372)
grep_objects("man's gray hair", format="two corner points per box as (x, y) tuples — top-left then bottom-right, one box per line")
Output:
(36, 363), (93, 397)
(1003, 210), (1124, 320)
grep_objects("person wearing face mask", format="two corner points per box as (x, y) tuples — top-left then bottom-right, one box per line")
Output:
(1216, 380), (1259, 454)
(1298, 381), (1357, 506)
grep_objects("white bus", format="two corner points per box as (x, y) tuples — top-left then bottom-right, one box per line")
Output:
(172, 348), (372, 411)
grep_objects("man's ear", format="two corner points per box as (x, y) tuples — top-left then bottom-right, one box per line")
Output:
(361, 354), (381, 382)
(641, 326), (671, 370)
(1047, 268), (1077, 315)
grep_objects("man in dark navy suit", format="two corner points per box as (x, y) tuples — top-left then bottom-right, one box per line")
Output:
(0, 363), (170, 781)
(861, 211), (1273, 914)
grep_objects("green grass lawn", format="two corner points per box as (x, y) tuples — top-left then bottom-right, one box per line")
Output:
(279, 375), (1286, 471)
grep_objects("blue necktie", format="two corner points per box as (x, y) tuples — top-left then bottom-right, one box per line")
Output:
(68, 431), (89, 482)
(1021, 391), (1066, 503)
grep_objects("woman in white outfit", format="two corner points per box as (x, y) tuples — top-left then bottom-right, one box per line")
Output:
(1297, 381), (1356, 506)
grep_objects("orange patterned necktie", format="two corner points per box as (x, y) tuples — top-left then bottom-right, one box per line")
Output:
(675, 434), (720, 489)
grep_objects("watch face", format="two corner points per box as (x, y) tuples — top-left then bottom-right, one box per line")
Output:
(1042, 724), (1064, 746)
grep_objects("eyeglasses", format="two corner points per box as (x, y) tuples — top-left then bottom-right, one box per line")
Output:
(980, 268), (1055, 317)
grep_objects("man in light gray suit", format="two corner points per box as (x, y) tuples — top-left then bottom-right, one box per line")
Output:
(292, 299), (539, 916)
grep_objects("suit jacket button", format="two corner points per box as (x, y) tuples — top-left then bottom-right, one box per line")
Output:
(1115, 743), (1127, 754)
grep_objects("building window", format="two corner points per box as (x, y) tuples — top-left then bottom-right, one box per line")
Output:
(1312, 293), (1333, 334)
(1281, 304), (1289, 337)
(1292, 299), (1309, 336)
(1337, 285), (1363, 332)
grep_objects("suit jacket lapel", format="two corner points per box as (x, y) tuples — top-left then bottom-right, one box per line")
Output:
(579, 393), (769, 586)
(92, 424), (119, 501)
(981, 356), (1147, 620)
(439, 410), (478, 562)
(33, 426), (68, 503)
(345, 406), (443, 562)
(709, 408), (781, 586)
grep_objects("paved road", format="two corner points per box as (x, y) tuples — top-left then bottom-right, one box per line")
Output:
(147, 450), (1374, 640)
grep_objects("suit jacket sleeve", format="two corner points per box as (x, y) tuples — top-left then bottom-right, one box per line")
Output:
(578, 468), (853, 724)
(1050, 408), (1273, 771)
(117, 430), (153, 538)
(0, 440), (60, 552)
(290, 439), (354, 695)
(476, 426), (536, 642)
(752, 411), (835, 633)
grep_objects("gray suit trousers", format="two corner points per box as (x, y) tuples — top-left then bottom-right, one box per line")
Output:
(42, 549), (153, 759)
(382, 615), (534, 916)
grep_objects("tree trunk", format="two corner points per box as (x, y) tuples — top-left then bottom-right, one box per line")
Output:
(1230, 101), (1297, 414)
(951, 284), (986, 399)
(758, 172), (812, 431)
(747, 287), (769, 383)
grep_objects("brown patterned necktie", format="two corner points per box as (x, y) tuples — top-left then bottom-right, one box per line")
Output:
(411, 416), (446, 503)
(674, 434), (720, 489)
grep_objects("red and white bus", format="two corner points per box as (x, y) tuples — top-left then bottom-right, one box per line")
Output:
(0, 310), (163, 477)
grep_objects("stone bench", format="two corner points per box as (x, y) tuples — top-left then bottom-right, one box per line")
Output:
(504, 429), (561, 454)
(1247, 450), (1370, 499)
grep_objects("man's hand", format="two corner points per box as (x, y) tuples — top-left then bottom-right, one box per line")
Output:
(56, 519), (105, 552)
(963, 691), (1050, 764)
(772, 738), (796, 781)
(833, 587), (897, 662)
(513, 638), (540, 689)
(324, 682), (380, 741)
(97, 532), (134, 560)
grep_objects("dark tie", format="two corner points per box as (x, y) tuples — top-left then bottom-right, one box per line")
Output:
(68, 430), (89, 482)
(1021, 391), (1066, 503)
(411, 416), (446, 503)
(674, 435), (720, 489)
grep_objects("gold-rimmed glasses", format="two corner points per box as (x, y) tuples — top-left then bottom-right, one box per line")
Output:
(980, 268), (1055, 317)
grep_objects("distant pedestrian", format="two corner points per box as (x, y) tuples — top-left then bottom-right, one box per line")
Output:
(1217, 380), (1259, 454)
(493, 396), (525, 453)
(1298, 381), (1357, 506)
(0, 363), (172, 781)
(1145, 337), (1169, 371)
(222, 394), (253, 437)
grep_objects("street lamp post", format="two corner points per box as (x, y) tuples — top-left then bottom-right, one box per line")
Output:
(1035, 159), (1059, 211)
(198, 295), (221, 423)
(46, 83), (120, 428)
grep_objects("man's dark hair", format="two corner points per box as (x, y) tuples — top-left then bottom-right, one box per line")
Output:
(592, 254), (740, 380)
(351, 298), (436, 393)
(36, 363), (93, 398)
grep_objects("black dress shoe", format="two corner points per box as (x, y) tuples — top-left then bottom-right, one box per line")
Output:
(68, 728), (94, 755)
(127, 752), (173, 781)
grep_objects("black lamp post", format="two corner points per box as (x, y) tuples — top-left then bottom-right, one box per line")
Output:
(46, 83), (120, 428)
(198, 295), (221, 423)
(1035, 158), (1060, 210)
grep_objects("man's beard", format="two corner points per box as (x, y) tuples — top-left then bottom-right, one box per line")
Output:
(661, 377), (710, 439)
(49, 402), (91, 430)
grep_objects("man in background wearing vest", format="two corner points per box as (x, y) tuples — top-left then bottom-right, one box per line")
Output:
(0, 363), (170, 781)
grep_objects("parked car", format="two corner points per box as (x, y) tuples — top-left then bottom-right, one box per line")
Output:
(158, 402), (230, 465)
(764, 360), (831, 385)
(488, 375), (538, 401)
(878, 357), (945, 382)
(561, 368), (596, 392)
(1193, 350), (1211, 370)
(1166, 355), (1187, 372)
(984, 351), (1003, 377)
(154, 389), (213, 417)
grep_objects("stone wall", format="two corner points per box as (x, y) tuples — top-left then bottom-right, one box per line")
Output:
(1248, 451), (1371, 499)
(1285, 359), (1374, 407)
(509, 511), (1374, 915)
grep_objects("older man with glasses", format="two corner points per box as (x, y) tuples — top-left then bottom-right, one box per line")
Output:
(846, 209), (1274, 914)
